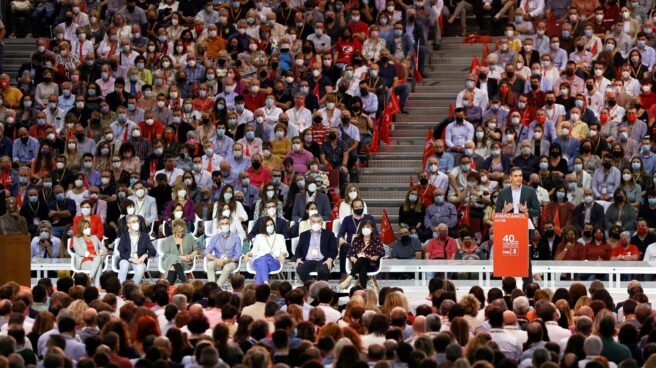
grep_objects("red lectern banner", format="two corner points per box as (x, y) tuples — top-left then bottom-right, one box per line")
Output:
(493, 213), (529, 277)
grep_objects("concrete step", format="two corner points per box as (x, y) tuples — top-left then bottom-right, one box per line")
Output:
(409, 92), (459, 100)
(371, 144), (427, 154)
(389, 128), (433, 137)
(368, 159), (423, 168)
(395, 114), (441, 123)
(372, 153), (424, 161)
(360, 174), (416, 184)
(357, 182), (413, 191)
(361, 166), (421, 175)
(390, 137), (432, 145)
(359, 190), (407, 200)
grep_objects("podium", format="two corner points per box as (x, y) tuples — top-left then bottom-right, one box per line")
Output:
(0, 235), (31, 286)
(493, 213), (529, 278)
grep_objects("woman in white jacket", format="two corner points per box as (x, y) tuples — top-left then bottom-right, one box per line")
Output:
(244, 216), (287, 284)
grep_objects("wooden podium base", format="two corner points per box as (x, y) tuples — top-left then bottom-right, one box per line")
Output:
(0, 235), (31, 286)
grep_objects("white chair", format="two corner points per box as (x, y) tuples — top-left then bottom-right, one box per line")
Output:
(193, 215), (202, 235)
(247, 220), (255, 233)
(156, 238), (197, 279)
(290, 237), (300, 256)
(344, 256), (388, 293)
(332, 218), (342, 239)
(67, 238), (109, 276)
(110, 239), (151, 275)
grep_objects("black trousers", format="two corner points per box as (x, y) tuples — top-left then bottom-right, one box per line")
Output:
(296, 260), (330, 282)
(524, 229), (534, 287)
(339, 243), (350, 275)
(167, 263), (188, 284)
(350, 257), (372, 288)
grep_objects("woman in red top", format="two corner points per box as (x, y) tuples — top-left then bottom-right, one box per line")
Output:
(554, 226), (584, 261)
(72, 219), (107, 285)
(73, 199), (104, 240)
(583, 227), (612, 261)
(335, 29), (363, 65)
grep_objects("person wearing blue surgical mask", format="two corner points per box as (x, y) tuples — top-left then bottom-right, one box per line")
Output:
(424, 189), (457, 235)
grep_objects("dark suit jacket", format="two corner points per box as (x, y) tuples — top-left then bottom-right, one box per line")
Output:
(248, 217), (290, 241)
(494, 185), (541, 219)
(294, 229), (338, 262)
(477, 78), (499, 99)
(292, 192), (331, 222)
(117, 232), (156, 261)
(572, 202), (605, 232)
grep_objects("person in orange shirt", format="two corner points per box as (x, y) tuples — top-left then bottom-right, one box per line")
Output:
(413, 171), (436, 207)
(72, 199), (104, 240)
(424, 224), (459, 260)
(203, 24), (227, 61)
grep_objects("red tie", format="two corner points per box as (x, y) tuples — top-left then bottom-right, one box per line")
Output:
(79, 43), (84, 61)
(208, 157), (212, 172)
(150, 160), (157, 180)
(123, 126), (128, 141)
(16, 188), (23, 209)
(524, 0), (529, 13)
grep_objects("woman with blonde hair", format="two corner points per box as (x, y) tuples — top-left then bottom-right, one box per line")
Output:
(362, 289), (380, 312)
(574, 296), (592, 316)
(67, 299), (88, 327)
(160, 219), (198, 285)
(338, 184), (369, 220)
(460, 294), (482, 332)
(381, 291), (409, 315)
(286, 304), (304, 324)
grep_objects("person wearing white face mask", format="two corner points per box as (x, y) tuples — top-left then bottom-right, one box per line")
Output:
(116, 214), (156, 284)
(212, 185), (248, 228)
(127, 182), (158, 227)
(162, 184), (195, 236)
(205, 217), (242, 286)
(291, 176), (331, 222)
(253, 183), (282, 220)
(72, 219), (108, 286)
(338, 183), (369, 220)
(246, 216), (288, 284)
(248, 200), (291, 244)
(295, 214), (337, 282)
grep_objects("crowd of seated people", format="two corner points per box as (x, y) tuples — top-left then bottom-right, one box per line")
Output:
(0, 272), (646, 368)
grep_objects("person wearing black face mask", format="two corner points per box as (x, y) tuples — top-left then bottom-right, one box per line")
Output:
(605, 188), (638, 233)
(14, 128), (39, 166)
(321, 129), (350, 192)
(389, 225), (423, 260)
(594, 155), (619, 201)
(536, 222), (561, 259)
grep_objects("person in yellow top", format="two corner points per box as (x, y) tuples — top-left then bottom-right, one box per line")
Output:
(566, 108), (590, 141)
(261, 141), (283, 171)
(0, 74), (23, 109)
(270, 122), (291, 161)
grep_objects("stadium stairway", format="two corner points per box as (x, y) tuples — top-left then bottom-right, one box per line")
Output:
(360, 39), (485, 230)
(3, 38), (36, 80)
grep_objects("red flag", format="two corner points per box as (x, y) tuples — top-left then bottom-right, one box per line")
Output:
(327, 200), (341, 232)
(438, 14), (443, 36)
(371, 122), (380, 152)
(83, 176), (89, 190)
(552, 207), (562, 236)
(409, 175), (414, 189)
(458, 204), (471, 227)
(469, 56), (480, 74)
(482, 44), (490, 65)
(591, 41), (598, 55)
(380, 112), (391, 145)
(413, 50), (423, 83)
(380, 209), (396, 244)
(448, 104), (455, 118)
(422, 129), (434, 168)
(387, 89), (401, 116)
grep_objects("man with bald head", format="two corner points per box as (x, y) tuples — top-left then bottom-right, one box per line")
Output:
(78, 308), (98, 342)
(503, 310), (527, 344)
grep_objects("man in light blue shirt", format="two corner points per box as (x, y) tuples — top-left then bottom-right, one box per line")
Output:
(445, 108), (474, 153)
(639, 136), (656, 175)
(592, 153), (621, 201)
(205, 217), (242, 285)
(227, 143), (251, 173)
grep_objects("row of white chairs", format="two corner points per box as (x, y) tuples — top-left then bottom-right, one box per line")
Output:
(64, 218), (385, 285)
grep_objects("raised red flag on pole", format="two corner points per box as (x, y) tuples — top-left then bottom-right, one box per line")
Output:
(409, 175), (414, 189)
(422, 129), (434, 168)
(380, 112), (391, 145)
(482, 44), (490, 65)
(380, 209), (396, 244)
(469, 56), (480, 74)
(448, 103), (456, 118)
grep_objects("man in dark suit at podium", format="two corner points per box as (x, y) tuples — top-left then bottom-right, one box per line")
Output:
(494, 167), (541, 285)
